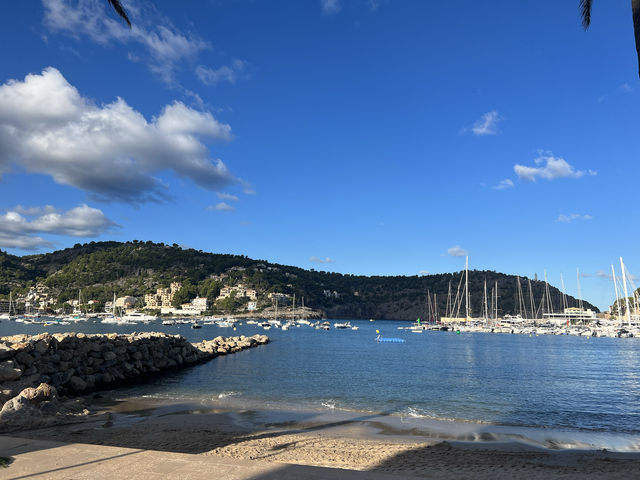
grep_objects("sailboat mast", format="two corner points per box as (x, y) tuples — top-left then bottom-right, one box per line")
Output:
(465, 256), (470, 320)
(292, 293), (295, 321)
(576, 268), (584, 315)
(453, 272), (464, 318)
(434, 293), (438, 322)
(620, 257), (632, 327)
(528, 278), (535, 321)
(483, 279), (488, 323)
(543, 270), (552, 314)
(516, 276), (523, 318)
(490, 284), (494, 322)
(426, 290), (431, 323)
(560, 274), (568, 313)
(495, 280), (498, 321)
(611, 264), (622, 325)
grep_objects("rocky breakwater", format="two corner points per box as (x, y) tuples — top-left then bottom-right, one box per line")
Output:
(0, 332), (269, 431)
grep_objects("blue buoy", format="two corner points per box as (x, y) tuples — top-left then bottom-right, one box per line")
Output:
(375, 336), (405, 343)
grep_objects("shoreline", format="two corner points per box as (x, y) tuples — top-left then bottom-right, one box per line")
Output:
(8, 394), (640, 477)
(93, 393), (640, 453)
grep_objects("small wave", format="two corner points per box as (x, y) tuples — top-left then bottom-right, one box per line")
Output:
(321, 399), (337, 410)
(398, 406), (494, 425)
(217, 391), (242, 399)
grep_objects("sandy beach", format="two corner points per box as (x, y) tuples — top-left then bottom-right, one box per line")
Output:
(5, 395), (640, 479)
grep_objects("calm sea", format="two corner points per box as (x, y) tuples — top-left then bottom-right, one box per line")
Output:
(3, 319), (640, 450)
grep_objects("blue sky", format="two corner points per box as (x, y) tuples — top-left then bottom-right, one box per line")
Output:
(0, 0), (638, 310)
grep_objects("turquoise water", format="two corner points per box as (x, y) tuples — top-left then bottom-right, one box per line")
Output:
(3, 319), (640, 448)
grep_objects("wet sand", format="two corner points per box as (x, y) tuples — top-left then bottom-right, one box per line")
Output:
(9, 396), (640, 479)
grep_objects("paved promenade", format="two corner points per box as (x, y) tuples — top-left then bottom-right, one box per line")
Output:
(0, 435), (406, 480)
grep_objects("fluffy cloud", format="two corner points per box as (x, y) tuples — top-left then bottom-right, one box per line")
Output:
(13, 205), (58, 216)
(321, 0), (341, 14)
(0, 234), (52, 251)
(310, 256), (335, 264)
(447, 246), (468, 257)
(216, 192), (239, 202)
(493, 179), (514, 190)
(42, 0), (209, 85)
(210, 202), (235, 212)
(196, 60), (247, 86)
(472, 111), (501, 136)
(514, 153), (596, 182)
(0, 67), (237, 203)
(0, 204), (116, 250)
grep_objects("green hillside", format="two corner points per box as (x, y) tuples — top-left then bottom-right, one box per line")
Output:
(0, 241), (599, 319)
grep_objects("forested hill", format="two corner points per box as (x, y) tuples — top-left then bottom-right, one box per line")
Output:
(0, 241), (598, 320)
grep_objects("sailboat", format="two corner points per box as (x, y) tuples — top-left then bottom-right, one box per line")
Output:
(0, 292), (15, 321)
(101, 293), (126, 324)
(297, 296), (311, 325)
(267, 294), (280, 329)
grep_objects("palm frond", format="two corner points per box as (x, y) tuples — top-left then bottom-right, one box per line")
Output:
(633, 0), (640, 77)
(579, 0), (592, 30)
(107, 0), (131, 28)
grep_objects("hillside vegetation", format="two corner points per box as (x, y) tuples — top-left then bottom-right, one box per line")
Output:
(0, 241), (598, 320)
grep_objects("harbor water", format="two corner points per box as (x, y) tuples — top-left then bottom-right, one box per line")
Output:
(2, 318), (640, 450)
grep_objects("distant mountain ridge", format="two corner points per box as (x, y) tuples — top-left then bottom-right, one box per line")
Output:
(0, 241), (599, 320)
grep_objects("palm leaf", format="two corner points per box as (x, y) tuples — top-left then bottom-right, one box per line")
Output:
(107, 0), (131, 28)
(579, 0), (592, 30)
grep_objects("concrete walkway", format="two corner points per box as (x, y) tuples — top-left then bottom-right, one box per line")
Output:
(0, 435), (408, 480)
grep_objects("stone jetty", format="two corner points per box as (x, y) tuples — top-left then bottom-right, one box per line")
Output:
(0, 332), (269, 431)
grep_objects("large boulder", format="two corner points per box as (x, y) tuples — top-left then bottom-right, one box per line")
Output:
(0, 360), (22, 382)
(0, 383), (88, 432)
(0, 344), (14, 361)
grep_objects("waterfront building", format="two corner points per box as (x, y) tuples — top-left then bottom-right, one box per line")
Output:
(145, 282), (183, 309)
(217, 284), (258, 301)
(268, 292), (290, 304)
(542, 307), (598, 325)
(115, 296), (136, 310)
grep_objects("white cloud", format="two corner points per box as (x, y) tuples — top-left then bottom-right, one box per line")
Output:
(13, 205), (58, 216)
(195, 60), (247, 87)
(514, 152), (596, 182)
(310, 256), (335, 264)
(0, 234), (52, 251)
(210, 202), (235, 212)
(321, 0), (341, 14)
(418, 270), (429, 276)
(242, 182), (257, 195)
(447, 246), (468, 257)
(471, 111), (501, 136)
(216, 192), (239, 202)
(556, 213), (594, 223)
(0, 204), (116, 250)
(0, 67), (238, 203)
(493, 179), (514, 190)
(42, 0), (210, 85)
(596, 270), (612, 279)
